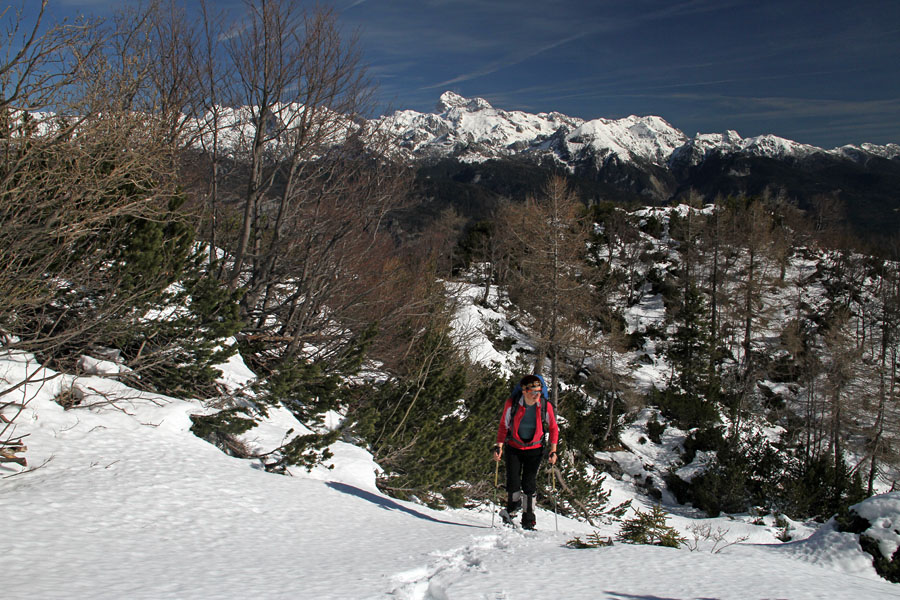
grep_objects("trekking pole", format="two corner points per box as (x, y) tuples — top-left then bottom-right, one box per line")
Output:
(491, 458), (500, 528)
(551, 465), (558, 532)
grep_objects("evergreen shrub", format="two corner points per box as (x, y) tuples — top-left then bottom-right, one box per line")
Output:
(861, 539), (900, 583)
(566, 532), (614, 548)
(655, 388), (719, 429)
(639, 215), (663, 238)
(625, 330), (646, 351)
(553, 390), (614, 518)
(190, 408), (257, 456)
(681, 426), (727, 464)
(127, 269), (244, 396)
(646, 418), (666, 444)
(672, 431), (786, 517)
(618, 505), (685, 548)
(780, 453), (866, 521)
(256, 359), (342, 425)
(350, 334), (505, 507)
(261, 430), (341, 474)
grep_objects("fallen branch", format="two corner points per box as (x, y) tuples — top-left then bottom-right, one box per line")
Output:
(0, 450), (27, 466)
(1, 434), (29, 466)
(552, 466), (597, 527)
(2, 455), (53, 478)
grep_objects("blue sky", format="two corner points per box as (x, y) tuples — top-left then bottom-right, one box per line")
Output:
(21, 0), (900, 148)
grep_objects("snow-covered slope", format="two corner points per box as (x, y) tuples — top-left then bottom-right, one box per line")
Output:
(560, 114), (687, 167)
(5, 210), (900, 595)
(3, 348), (899, 599)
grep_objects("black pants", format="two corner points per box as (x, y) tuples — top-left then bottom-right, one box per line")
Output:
(505, 446), (543, 497)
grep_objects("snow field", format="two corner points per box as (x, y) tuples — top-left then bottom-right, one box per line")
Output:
(3, 332), (899, 599)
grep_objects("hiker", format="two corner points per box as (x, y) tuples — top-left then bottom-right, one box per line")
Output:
(492, 374), (559, 529)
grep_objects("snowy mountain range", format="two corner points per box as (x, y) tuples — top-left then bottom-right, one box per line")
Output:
(373, 92), (900, 241)
(374, 91), (900, 169)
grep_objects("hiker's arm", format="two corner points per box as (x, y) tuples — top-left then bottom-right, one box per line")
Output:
(547, 403), (560, 445)
(547, 402), (559, 464)
(496, 399), (512, 444)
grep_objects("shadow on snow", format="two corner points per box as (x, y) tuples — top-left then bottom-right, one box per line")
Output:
(326, 481), (486, 529)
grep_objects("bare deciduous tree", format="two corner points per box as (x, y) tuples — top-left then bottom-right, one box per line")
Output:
(500, 176), (598, 407)
(0, 2), (185, 357)
(0, 2), (193, 461)
(183, 0), (415, 366)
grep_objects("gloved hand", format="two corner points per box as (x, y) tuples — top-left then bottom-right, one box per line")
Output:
(491, 445), (502, 462)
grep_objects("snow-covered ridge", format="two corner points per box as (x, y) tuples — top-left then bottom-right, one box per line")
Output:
(374, 92), (899, 167)
(563, 114), (687, 166)
(835, 142), (900, 162)
(670, 130), (826, 164)
(373, 91), (689, 166)
(372, 91), (583, 163)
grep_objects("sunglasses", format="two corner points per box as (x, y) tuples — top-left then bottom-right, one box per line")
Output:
(524, 386), (542, 393)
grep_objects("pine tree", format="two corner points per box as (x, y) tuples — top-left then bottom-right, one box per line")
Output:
(662, 282), (718, 427)
(618, 505), (685, 548)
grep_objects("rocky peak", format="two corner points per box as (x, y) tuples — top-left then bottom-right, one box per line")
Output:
(437, 91), (493, 113)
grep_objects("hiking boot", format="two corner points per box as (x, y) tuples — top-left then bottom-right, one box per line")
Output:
(522, 511), (536, 530)
(522, 493), (536, 529)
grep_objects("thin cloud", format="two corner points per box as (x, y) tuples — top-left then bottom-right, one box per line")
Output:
(642, 0), (746, 20)
(422, 30), (591, 90)
(696, 95), (900, 121)
(651, 93), (900, 142)
(55, 0), (122, 5)
(218, 19), (250, 42)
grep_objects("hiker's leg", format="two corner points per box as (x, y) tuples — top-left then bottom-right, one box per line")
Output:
(520, 448), (542, 529)
(520, 448), (543, 497)
(505, 448), (523, 512)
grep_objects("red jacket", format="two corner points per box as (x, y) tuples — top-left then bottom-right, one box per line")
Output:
(496, 396), (559, 450)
